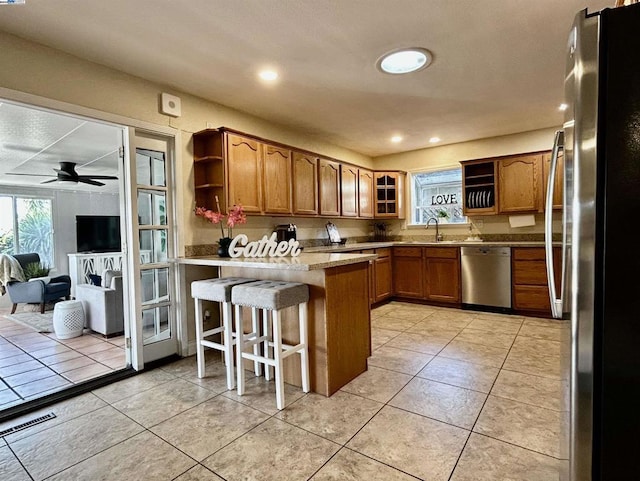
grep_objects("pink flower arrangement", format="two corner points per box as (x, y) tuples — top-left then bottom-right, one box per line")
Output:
(195, 196), (246, 239)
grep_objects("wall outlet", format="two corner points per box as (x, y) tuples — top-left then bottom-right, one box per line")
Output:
(474, 219), (484, 228)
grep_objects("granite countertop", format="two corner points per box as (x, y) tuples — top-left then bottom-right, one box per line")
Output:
(305, 240), (558, 253)
(175, 252), (377, 271)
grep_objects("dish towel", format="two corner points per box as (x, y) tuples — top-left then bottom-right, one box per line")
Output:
(0, 254), (26, 295)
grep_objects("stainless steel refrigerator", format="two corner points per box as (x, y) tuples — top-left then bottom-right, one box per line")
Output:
(545, 4), (640, 480)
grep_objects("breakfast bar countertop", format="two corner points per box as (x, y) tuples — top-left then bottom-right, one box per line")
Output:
(175, 252), (376, 271)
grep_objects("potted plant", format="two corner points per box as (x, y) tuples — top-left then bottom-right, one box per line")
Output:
(194, 196), (247, 257)
(24, 261), (51, 284)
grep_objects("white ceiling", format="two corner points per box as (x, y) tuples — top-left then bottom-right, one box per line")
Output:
(0, 0), (612, 166)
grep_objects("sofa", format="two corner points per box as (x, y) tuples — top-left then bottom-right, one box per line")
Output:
(75, 269), (125, 337)
(6, 253), (71, 314)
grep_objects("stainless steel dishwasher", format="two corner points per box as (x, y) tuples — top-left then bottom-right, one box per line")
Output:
(461, 246), (511, 309)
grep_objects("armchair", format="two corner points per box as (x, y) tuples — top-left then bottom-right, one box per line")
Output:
(6, 253), (71, 314)
(75, 269), (125, 337)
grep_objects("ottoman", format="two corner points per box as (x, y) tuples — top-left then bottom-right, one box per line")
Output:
(53, 300), (85, 339)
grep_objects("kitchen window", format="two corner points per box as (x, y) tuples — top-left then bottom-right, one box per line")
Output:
(410, 168), (467, 225)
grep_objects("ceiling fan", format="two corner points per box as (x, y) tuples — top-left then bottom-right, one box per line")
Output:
(7, 161), (118, 186)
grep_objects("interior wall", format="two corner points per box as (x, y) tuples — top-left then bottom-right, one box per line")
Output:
(0, 31), (373, 252)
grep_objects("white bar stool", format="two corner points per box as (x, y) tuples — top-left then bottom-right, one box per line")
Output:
(191, 277), (256, 390)
(232, 280), (310, 410)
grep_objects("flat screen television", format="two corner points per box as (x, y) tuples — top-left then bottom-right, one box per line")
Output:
(76, 215), (121, 253)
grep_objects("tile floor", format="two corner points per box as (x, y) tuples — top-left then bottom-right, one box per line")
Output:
(0, 302), (570, 480)
(0, 314), (126, 410)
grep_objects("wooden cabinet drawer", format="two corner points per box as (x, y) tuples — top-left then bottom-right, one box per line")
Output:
(425, 247), (459, 259)
(512, 247), (545, 261)
(393, 247), (423, 258)
(513, 285), (551, 312)
(513, 259), (548, 286)
(375, 247), (391, 258)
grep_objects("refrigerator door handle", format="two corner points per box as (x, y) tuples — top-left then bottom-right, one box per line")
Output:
(545, 129), (565, 319)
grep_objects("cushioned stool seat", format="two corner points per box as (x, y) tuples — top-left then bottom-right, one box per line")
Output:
(191, 277), (256, 390)
(232, 280), (310, 410)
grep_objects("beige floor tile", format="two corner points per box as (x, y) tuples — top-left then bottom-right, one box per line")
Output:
(37, 350), (83, 365)
(29, 344), (72, 359)
(4, 366), (56, 387)
(385, 332), (450, 355)
(451, 433), (561, 481)
(178, 360), (235, 394)
(406, 321), (460, 339)
(92, 369), (175, 404)
(340, 365), (413, 403)
(159, 354), (201, 377)
(276, 391), (383, 444)
(58, 335), (103, 349)
(0, 445), (31, 481)
(174, 464), (225, 481)
(503, 337), (568, 380)
(466, 317), (522, 334)
(454, 327), (517, 349)
(221, 376), (306, 415)
(100, 355), (128, 370)
(76, 341), (116, 355)
(370, 327), (401, 350)
(0, 359), (43, 377)
(367, 346), (433, 375)
(49, 355), (96, 374)
(438, 340), (509, 367)
(371, 316), (419, 332)
(383, 307), (433, 322)
(311, 447), (417, 481)
(519, 323), (569, 342)
(0, 353), (32, 368)
(417, 356), (500, 393)
(87, 346), (125, 362)
(427, 310), (476, 326)
(347, 406), (469, 481)
(523, 317), (569, 329)
(112, 378), (216, 427)
(61, 362), (112, 383)
(10, 405), (144, 481)
(492, 369), (569, 411)
(0, 392), (107, 443)
(151, 395), (269, 461)
(389, 377), (486, 429)
(12, 374), (71, 398)
(46, 430), (196, 481)
(474, 395), (569, 458)
(203, 417), (339, 481)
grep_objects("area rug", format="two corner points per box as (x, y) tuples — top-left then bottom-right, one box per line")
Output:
(3, 311), (54, 333)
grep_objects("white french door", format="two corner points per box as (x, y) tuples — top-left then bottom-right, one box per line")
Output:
(124, 128), (178, 366)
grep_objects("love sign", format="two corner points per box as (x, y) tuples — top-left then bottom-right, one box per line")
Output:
(229, 233), (303, 258)
(431, 194), (457, 205)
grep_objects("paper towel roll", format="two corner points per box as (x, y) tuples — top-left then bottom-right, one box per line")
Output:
(508, 215), (536, 228)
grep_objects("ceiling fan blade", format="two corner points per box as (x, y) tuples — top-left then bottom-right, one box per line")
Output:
(53, 168), (74, 178)
(41, 178), (60, 184)
(77, 175), (118, 180)
(6, 172), (56, 177)
(77, 178), (105, 186)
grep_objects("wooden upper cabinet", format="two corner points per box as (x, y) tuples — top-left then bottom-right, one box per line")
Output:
(498, 154), (544, 214)
(226, 134), (262, 213)
(262, 144), (292, 214)
(543, 150), (564, 210)
(319, 158), (341, 216)
(374, 171), (405, 219)
(340, 165), (359, 217)
(358, 169), (374, 218)
(292, 152), (318, 215)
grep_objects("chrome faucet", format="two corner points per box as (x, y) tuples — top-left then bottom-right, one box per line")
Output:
(426, 217), (443, 242)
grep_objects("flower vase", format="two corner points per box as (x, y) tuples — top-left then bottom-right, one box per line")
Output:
(217, 237), (232, 257)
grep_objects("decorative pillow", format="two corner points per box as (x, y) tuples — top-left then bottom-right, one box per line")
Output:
(88, 274), (102, 286)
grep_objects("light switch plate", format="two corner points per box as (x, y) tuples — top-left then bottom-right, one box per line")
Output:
(160, 92), (181, 117)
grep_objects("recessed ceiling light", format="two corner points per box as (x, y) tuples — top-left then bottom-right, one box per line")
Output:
(377, 48), (432, 75)
(258, 70), (278, 81)
(558, 103), (568, 111)
(429, 137), (441, 143)
(391, 135), (403, 143)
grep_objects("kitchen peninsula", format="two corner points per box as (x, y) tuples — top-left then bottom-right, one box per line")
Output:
(177, 252), (376, 396)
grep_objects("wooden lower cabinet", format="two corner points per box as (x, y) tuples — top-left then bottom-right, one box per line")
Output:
(374, 250), (393, 303)
(512, 247), (561, 314)
(393, 247), (424, 298)
(424, 248), (461, 304)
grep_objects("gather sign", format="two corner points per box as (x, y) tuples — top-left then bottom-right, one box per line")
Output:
(229, 233), (303, 258)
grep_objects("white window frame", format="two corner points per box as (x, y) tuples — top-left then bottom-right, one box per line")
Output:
(407, 167), (468, 227)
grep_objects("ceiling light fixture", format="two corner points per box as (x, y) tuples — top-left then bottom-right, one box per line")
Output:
(429, 137), (441, 143)
(558, 103), (568, 111)
(391, 135), (403, 143)
(377, 48), (433, 75)
(258, 70), (278, 82)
